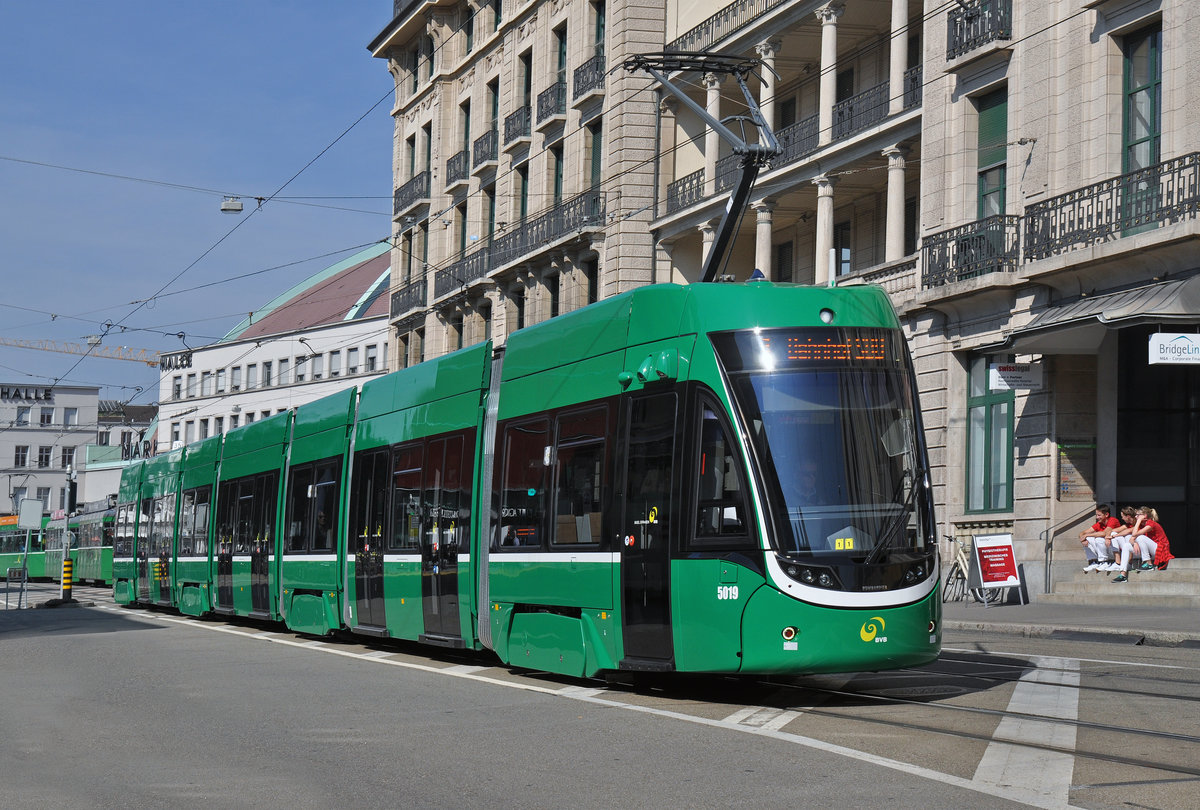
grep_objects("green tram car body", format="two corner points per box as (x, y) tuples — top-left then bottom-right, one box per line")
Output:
(114, 282), (941, 677)
(0, 517), (48, 580)
(44, 505), (115, 586)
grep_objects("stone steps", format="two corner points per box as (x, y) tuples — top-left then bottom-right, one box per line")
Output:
(1043, 555), (1200, 608)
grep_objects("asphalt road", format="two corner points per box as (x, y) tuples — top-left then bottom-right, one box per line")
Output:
(2, 589), (1197, 809)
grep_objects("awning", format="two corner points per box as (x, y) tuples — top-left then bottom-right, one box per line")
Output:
(999, 275), (1200, 354)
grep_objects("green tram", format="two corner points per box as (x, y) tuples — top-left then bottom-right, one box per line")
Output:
(0, 515), (48, 580)
(114, 282), (940, 677)
(45, 504), (116, 586)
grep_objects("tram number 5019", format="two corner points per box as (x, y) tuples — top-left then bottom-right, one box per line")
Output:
(716, 585), (740, 600)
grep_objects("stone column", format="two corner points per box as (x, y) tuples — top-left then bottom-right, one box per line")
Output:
(754, 39), (782, 131)
(699, 220), (717, 268)
(813, 174), (836, 285)
(817, 3), (844, 147)
(889, 0), (908, 115)
(884, 145), (908, 261)
(753, 199), (776, 278)
(704, 72), (721, 196)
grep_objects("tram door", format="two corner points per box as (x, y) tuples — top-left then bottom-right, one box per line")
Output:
(619, 393), (677, 666)
(352, 449), (389, 630)
(136, 497), (153, 602)
(420, 436), (465, 641)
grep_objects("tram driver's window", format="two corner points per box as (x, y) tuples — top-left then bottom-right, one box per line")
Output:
(695, 404), (750, 543)
(286, 466), (313, 552)
(552, 407), (607, 546)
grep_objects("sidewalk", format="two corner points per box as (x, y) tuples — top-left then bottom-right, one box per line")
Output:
(942, 598), (1200, 647)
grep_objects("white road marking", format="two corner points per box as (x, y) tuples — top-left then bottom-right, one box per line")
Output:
(942, 645), (1189, 671)
(973, 655), (1080, 807)
(102, 606), (1087, 809)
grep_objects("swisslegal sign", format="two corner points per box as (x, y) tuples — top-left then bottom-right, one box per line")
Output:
(1149, 333), (1200, 365)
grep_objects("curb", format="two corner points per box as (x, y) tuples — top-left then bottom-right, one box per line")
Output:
(942, 620), (1200, 648)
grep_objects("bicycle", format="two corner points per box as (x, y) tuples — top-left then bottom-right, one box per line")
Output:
(941, 534), (1000, 604)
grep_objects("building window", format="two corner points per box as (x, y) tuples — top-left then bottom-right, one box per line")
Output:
(171, 423), (180, 445)
(772, 241), (794, 283)
(63, 407), (77, 426)
(904, 196), (918, 257)
(40, 408), (53, 426)
(583, 259), (599, 304)
(15, 406), (30, 426)
(587, 120), (603, 190)
(347, 348), (359, 375)
(214, 417), (224, 435)
(1123, 24), (1161, 174)
(966, 355), (1014, 512)
(36, 487), (50, 510)
(513, 288), (526, 330)
(14, 446), (28, 467)
(186, 373), (197, 397)
(216, 369), (226, 393)
(201, 371), (213, 397)
(415, 329), (425, 365)
(311, 354), (324, 381)
(450, 313), (464, 351)
(61, 446), (74, 469)
(480, 302), (492, 342)
(547, 273), (560, 318)
(550, 144), (564, 207)
(246, 364), (258, 389)
(833, 221), (852, 276)
(277, 358), (289, 384)
(295, 357), (307, 383)
(493, 0), (502, 31)
(465, 2), (474, 52)
(976, 88), (1007, 219)
(365, 345), (378, 372)
(173, 376), (183, 400)
(200, 419), (210, 440)
(12, 487), (26, 510)
(98, 430), (110, 446)
(38, 446), (52, 468)
(517, 163), (529, 221)
(231, 367), (242, 391)
(230, 414), (239, 430)
(262, 361), (273, 387)
(244, 413), (255, 425)
(185, 421), (195, 444)
(329, 351), (341, 377)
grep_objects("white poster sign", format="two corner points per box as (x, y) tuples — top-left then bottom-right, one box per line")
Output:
(989, 362), (1043, 391)
(1148, 333), (1200, 365)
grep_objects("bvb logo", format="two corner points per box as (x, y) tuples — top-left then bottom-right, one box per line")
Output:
(648, 507), (658, 523)
(860, 616), (886, 642)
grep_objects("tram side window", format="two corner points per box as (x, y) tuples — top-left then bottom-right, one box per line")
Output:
(285, 467), (313, 553)
(235, 479), (256, 553)
(216, 482), (236, 554)
(115, 504), (133, 557)
(391, 443), (424, 551)
(693, 402), (752, 548)
(552, 407), (608, 546)
(351, 449), (390, 551)
(425, 433), (473, 557)
(180, 487), (211, 556)
(498, 419), (550, 549)
(311, 463), (338, 552)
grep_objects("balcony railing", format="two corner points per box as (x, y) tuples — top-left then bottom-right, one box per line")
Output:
(504, 106), (531, 144)
(922, 215), (1020, 288)
(669, 0), (789, 53)
(947, 0), (1012, 61)
(574, 54), (605, 99)
(904, 65), (922, 109)
(715, 154), (740, 193)
(775, 115), (819, 168)
(1024, 152), (1200, 261)
(393, 170), (430, 216)
(666, 169), (704, 215)
(446, 151), (468, 187)
(833, 82), (890, 139)
(435, 189), (605, 298)
(537, 81), (566, 122)
(473, 129), (498, 168)
(390, 275), (427, 318)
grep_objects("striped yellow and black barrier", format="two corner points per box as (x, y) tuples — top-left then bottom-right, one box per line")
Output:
(60, 557), (73, 602)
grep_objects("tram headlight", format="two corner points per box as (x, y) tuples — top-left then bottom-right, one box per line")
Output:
(817, 572), (833, 588)
(800, 568), (816, 584)
(904, 569), (916, 585)
(786, 564), (800, 578)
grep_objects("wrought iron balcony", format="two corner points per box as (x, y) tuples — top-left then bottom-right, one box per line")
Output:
(904, 65), (922, 110)
(390, 275), (427, 318)
(669, 0), (788, 53)
(504, 106), (531, 144)
(774, 115), (819, 168)
(435, 189), (606, 298)
(715, 154), (740, 193)
(446, 151), (468, 188)
(947, 0), (1012, 61)
(537, 81), (566, 122)
(473, 129), (498, 168)
(833, 82), (890, 139)
(393, 170), (430, 217)
(666, 169), (704, 215)
(922, 215), (1020, 288)
(574, 54), (605, 100)
(1024, 152), (1200, 262)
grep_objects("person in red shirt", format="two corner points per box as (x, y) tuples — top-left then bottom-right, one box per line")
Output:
(1133, 506), (1174, 571)
(1079, 504), (1121, 573)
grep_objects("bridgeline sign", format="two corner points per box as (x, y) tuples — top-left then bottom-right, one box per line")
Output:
(1149, 333), (1200, 365)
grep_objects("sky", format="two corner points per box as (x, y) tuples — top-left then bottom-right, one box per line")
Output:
(0, 1), (397, 404)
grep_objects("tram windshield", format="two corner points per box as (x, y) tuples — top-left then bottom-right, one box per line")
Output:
(714, 327), (930, 558)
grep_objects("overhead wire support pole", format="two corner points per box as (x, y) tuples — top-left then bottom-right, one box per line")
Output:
(625, 52), (781, 283)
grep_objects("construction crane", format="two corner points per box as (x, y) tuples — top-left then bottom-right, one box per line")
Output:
(0, 336), (162, 367)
